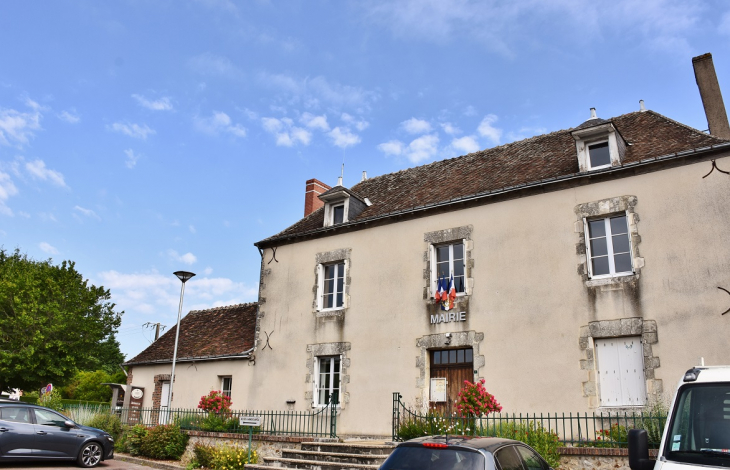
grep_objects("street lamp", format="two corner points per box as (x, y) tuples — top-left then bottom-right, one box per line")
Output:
(167, 271), (195, 412)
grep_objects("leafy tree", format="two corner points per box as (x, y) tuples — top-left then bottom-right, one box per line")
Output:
(0, 249), (123, 393)
(62, 369), (127, 402)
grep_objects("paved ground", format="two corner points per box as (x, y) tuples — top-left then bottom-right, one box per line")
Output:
(0, 459), (151, 469)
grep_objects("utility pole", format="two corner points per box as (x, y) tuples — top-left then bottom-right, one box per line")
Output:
(143, 322), (166, 341)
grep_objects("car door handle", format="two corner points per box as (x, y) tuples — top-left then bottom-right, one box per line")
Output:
(36, 431), (47, 435)
(0, 427), (8, 432)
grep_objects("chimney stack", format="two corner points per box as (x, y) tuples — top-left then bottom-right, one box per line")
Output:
(692, 53), (730, 139)
(304, 178), (331, 217)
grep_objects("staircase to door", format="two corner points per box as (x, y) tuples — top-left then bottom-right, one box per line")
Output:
(245, 441), (395, 470)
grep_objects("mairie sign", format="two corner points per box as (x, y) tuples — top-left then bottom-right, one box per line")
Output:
(431, 311), (466, 324)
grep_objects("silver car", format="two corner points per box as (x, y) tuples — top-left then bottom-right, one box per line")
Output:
(0, 402), (114, 467)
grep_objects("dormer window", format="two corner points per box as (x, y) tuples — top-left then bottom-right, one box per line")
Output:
(332, 204), (345, 225)
(318, 183), (369, 228)
(571, 109), (627, 173)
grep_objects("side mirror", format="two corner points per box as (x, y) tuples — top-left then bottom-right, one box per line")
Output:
(628, 429), (654, 470)
(64, 420), (76, 428)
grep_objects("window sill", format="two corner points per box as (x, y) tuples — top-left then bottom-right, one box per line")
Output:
(315, 308), (346, 319)
(585, 274), (638, 288)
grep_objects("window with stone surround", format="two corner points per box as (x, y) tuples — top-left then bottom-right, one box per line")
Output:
(585, 214), (633, 278)
(432, 242), (466, 295)
(305, 342), (350, 409)
(424, 226), (473, 300)
(313, 248), (351, 315)
(314, 356), (341, 407)
(595, 337), (646, 406)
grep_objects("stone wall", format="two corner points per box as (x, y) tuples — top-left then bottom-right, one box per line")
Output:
(181, 431), (316, 466)
(558, 447), (658, 470)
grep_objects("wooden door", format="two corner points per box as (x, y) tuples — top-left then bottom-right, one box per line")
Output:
(429, 348), (474, 416)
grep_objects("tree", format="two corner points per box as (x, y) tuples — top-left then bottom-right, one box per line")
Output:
(62, 369), (126, 402)
(0, 249), (123, 393)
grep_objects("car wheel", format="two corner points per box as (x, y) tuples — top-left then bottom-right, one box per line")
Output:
(77, 442), (103, 468)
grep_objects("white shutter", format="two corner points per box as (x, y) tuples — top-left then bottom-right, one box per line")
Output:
(597, 339), (622, 406)
(596, 337), (646, 406)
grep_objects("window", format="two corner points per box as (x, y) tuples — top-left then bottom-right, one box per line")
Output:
(221, 376), (232, 398)
(432, 242), (466, 294)
(33, 408), (68, 427)
(315, 356), (341, 406)
(586, 215), (632, 278)
(588, 141), (611, 169)
(332, 204), (344, 225)
(0, 407), (31, 423)
(595, 337), (646, 406)
(431, 348), (473, 366)
(319, 262), (345, 310)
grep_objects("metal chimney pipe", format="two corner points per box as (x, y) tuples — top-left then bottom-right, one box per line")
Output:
(692, 53), (730, 139)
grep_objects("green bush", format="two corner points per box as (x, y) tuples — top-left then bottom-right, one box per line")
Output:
(212, 444), (258, 469)
(87, 413), (123, 441)
(140, 424), (189, 460)
(38, 389), (64, 411)
(193, 443), (217, 468)
(200, 413), (238, 432)
(396, 412), (469, 440)
(117, 424), (148, 456)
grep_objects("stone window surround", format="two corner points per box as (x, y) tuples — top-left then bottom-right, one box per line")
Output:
(312, 248), (352, 318)
(414, 331), (484, 411)
(152, 374), (172, 410)
(423, 225), (474, 301)
(574, 196), (644, 287)
(579, 318), (661, 411)
(305, 342), (351, 409)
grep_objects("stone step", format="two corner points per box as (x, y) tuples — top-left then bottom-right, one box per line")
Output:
(282, 449), (388, 465)
(300, 441), (396, 455)
(261, 456), (381, 470)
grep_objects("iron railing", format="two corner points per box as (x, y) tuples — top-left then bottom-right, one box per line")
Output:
(392, 392), (667, 448)
(99, 396), (338, 438)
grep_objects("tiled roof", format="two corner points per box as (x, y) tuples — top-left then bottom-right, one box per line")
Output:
(124, 303), (257, 365)
(257, 110), (727, 246)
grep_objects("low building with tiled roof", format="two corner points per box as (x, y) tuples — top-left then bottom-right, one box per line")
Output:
(237, 54), (730, 437)
(123, 303), (257, 411)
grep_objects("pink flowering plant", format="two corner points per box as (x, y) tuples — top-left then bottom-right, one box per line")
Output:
(455, 379), (502, 417)
(198, 390), (232, 415)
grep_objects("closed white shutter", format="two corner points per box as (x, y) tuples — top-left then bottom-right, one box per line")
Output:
(596, 337), (646, 406)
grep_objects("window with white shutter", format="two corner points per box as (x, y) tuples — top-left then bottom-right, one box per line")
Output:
(595, 337), (646, 406)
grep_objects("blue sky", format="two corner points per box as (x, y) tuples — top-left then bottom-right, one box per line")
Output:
(2, 0), (729, 359)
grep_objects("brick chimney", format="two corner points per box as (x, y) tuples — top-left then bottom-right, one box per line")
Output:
(692, 53), (730, 139)
(304, 179), (331, 217)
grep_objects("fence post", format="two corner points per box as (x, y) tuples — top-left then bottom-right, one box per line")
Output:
(392, 393), (402, 442)
(329, 394), (338, 438)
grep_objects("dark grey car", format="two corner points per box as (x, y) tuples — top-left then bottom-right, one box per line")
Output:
(379, 436), (553, 470)
(0, 402), (114, 467)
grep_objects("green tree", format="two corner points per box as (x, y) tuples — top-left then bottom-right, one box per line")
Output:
(0, 249), (123, 393)
(63, 370), (126, 402)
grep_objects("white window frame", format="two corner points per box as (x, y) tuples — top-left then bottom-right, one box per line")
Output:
(584, 214), (634, 279)
(316, 260), (347, 311)
(587, 139), (611, 170)
(323, 199), (349, 227)
(220, 376), (232, 398)
(430, 241), (467, 296)
(313, 355), (341, 408)
(595, 337), (647, 407)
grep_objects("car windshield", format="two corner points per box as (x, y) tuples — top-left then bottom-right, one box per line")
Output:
(380, 446), (485, 470)
(664, 383), (730, 468)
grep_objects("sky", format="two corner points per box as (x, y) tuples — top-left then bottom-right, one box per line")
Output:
(2, 0), (730, 360)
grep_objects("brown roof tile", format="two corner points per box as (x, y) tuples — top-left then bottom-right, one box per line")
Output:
(125, 303), (257, 365)
(258, 111), (727, 245)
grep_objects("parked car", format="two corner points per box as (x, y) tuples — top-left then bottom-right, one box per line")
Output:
(0, 401), (114, 467)
(379, 435), (553, 470)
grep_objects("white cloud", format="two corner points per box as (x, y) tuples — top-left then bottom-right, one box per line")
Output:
(261, 117), (311, 147)
(451, 135), (481, 154)
(203, 267), (213, 275)
(441, 122), (461, 135)
(25, 160), (67, 187)
(124, 149), (141, 169)
(58, 110), (80, 124)
(0, 99), (43, 147)
(109, 122), (156, 140)
(39, 242), (58, 255)
(477, 114), (502, 144)
(188, 53), (242, 78)
(328, 127), (361, 148)
(401, 118), (432, 134)
(74, 205), (101, 220)
(404, 134), (440, 163)
(132, 94), (173, 111)
(377, 140), (404, 156)
(341, 113), (370, 131)
(168, 249), (197, 265)
(189, 225), (196, 234)
(0, 171), (18, 216)
(258, 72), (379, 110)
(300, 112), (330, 131)
(195, 112), (247, 138)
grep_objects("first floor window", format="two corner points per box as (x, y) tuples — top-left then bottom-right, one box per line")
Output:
(433, 242), (466, 294)
(321, 262), (345, 310)
(586, 214), (632, 278)
(595, 337), (646, 406)
(221, 376), (232, 398)
(332, 204), (345, 225)
(315, 356), (341, 406)
(588, 141), (611, 168)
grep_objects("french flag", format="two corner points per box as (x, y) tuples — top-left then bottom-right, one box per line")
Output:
(434, 277), (442, 303)
(448, 274), (456, 309)
(436, 276), (447, 302)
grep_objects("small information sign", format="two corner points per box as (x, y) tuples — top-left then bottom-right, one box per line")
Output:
(430, 378), (447, 402)
(239, 416), (262, 427)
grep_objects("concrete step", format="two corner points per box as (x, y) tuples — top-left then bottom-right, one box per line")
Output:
(300, 441), (396, 455)
(282, 449), (388, 465)
(261, 456), (380, 470)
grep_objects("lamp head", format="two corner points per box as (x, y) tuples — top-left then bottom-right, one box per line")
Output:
(174, 271), (196, 283)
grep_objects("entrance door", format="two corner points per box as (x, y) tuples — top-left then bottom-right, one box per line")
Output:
(159, 381), (170, 424)
(429, 348), (474, 416)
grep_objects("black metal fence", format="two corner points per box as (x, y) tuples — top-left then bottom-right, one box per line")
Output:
(392, 392), (667, 448)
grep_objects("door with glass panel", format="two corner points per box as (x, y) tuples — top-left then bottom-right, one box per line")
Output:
(429, 348), (473, 415)
(315, 356), (341, 407)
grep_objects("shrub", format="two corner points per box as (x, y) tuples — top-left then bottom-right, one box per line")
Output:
(38, 388), (64, 411)
(140, 424), (189, 460)
(118, 424), (148, 456)
(455, 379), (502, 417)
(87, 413), (123, 441)
(65, 404), (107, 426)
(198, 391), (232, 415)
(200, 414), (238, 432)
(637, 400), (669, 448)
(595, 423), (629, 448)
(490, 421), (561, 468)
(193, 443), (217, 468)
(397, 412), (469, 440)
(212, 444), (258, 469)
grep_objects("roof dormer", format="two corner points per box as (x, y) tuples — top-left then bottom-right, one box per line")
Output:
(571, 108), (627, 172)
(318, 177), (369, 227)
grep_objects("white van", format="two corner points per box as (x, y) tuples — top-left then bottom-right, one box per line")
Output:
(629, 365), (730, 470)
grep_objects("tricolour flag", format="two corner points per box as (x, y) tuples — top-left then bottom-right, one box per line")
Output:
(434, 276), (442, 303)
(438, 275), (447, 302)
(448, 274), (456, 310)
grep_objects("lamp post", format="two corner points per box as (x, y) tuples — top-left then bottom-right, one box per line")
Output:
(167, 271), (195, 412)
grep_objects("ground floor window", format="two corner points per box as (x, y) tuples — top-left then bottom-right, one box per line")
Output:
(595, 337), (646, 406)
(315, 356), (341, 407)
(220, 376), (232, 398)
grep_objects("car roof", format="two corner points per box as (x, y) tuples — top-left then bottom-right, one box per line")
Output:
(399, 435), (523, 453)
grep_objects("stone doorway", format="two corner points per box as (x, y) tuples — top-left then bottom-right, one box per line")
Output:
(429, 347), (473, 415)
